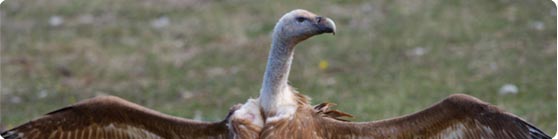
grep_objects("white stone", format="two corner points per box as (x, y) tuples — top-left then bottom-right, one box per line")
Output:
(37, 90), (48, 98)
(49, 16), (64, 27)
(499, 84), (518, 95)
(407, 47), (428, 57)
(151, 16), (170, 29)
(529, 21), (544, 31)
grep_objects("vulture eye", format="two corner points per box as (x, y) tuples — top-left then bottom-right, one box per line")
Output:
(295, 17), (305, 23)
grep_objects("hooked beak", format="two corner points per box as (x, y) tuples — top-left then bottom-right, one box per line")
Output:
(316, 16), (336, 35)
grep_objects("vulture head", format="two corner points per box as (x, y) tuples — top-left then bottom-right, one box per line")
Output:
(273, 9), (336, 45)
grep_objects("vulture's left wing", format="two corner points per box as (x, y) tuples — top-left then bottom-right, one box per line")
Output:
(320, 94), (551, 139)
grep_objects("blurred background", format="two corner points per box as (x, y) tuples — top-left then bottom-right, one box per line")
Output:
(1, 0), (556, 134)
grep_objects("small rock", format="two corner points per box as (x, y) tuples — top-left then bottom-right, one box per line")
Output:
(529, 21), (544, 31)
(499, 84), (518, 95)
(49, 15), (64, 27)
(407, 47), (428, 57)
(38, 90), (48, 98)
(151, 16), (170, 29)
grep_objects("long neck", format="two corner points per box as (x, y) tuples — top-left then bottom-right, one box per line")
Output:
(259, 33), (297, 113)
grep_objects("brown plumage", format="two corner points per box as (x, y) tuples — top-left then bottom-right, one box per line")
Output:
(261, 92), (550, 139)
(228, 117), (261, 139)
(1, 96), (236, 139)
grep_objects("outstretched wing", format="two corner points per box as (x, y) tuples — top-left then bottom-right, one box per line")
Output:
(1, 96), (232, 139)
(322, 94), (551, 139)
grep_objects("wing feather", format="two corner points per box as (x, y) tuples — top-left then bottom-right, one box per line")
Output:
(1, 96), (232, 139)
(321, 94), (551, 139)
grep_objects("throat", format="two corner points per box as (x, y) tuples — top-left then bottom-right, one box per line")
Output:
(259, 39), (298, 116)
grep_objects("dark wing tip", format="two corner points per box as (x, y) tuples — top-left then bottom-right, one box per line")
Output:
(1, 130), (21, 139)
(508, 114), (551, 139)
(520, 120), (551, 139)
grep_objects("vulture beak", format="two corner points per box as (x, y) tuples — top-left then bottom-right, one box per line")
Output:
(316, 16), (336, 35)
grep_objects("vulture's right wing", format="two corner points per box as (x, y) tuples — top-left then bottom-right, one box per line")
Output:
(1, 96), (234, 139)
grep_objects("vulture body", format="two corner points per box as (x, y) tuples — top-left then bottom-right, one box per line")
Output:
(1, 96), (237, 139)
(255, 9), (551, 139)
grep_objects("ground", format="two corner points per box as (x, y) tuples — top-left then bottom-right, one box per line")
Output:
(1, 0), (556, 135)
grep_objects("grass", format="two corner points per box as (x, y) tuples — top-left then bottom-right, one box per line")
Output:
(1, 0), (556, 135)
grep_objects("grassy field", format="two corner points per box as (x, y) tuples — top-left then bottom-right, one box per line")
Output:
(1, 0), (556, 135)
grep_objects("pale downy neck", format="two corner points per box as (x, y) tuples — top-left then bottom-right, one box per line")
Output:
(259, 32), (298, 114)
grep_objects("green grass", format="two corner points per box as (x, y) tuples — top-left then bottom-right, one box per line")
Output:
(1, 0), (556, 135)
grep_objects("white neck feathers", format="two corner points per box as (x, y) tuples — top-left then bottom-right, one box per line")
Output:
(259, 28), (299, 116)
